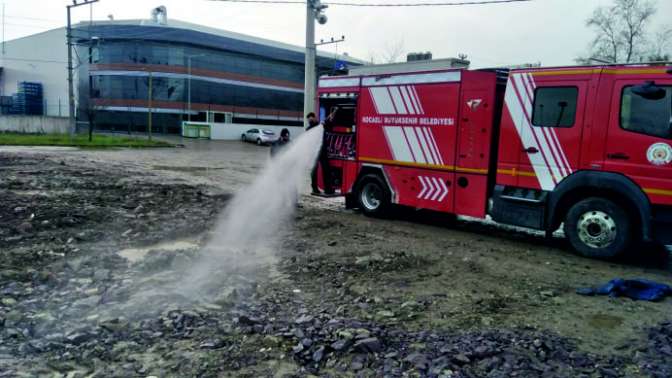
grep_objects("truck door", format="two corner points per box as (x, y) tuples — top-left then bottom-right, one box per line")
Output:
(510, 73), (587, 191)
(605, 79), (672, 206)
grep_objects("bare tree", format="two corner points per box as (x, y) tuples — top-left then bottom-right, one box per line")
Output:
(380, 40), (406, 64)
(584, 0), (656, 63)
(648, 27), (672, 61)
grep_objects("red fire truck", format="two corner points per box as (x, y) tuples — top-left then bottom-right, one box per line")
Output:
(316, 62), (672, 259)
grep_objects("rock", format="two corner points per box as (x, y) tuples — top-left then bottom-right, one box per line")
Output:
(301, 338), (313, 348)
(452, 353), (471, 365)
(404, 352), (430, 370)
(355, 253), (384, 267)
(533, 339), (543, 348)
(312, 345), (326, 362)
(376, 310), (395, 319)
(66, 332), (93, 345)
(353, 337), (382, 353)
(200, 339), (226, 349)
(328, 241), (338, 246)
(16, 222), (33, 234)
(1, 297), (17, 306)
(295, 314), (314, 324)
(93, 269), (111, 281)
(540, 290), (556, 298)
(237, 315), (260, 326)
(331, 339), (352, 351)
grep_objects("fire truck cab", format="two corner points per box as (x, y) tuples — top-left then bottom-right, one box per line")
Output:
(316, 62), (672, 259)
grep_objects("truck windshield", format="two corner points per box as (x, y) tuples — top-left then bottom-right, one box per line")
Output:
(621, 85), (672, 139)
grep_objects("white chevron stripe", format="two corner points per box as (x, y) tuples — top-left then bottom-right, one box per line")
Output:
(438, 178), (449, 202)
(425, 128), (444, 165)
(430, 177), (443, 201)
(403, 127), (427, 164)
(410, 86), (424, 114)
(388, 86), (409, 115)
(399, 86), (417, 114)
(415, 127), (436, 164)
(505, 76), (555, 191)
(512, 74), (563, 185)
(418, 176), (428, 198)
(383, 126), (414, 162)
(420, 127), (440, 165)
(369, 87), (396, 114)
(525, 73), (573, 176)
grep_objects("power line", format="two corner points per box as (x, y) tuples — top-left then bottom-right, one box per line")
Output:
(209, 0), (531, 5)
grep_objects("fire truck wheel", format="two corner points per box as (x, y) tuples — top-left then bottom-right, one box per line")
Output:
(356, 174), (391, 217)
(564, 197), (633, 259)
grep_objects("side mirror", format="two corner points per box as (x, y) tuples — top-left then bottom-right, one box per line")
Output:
(632, 81), (667, 100)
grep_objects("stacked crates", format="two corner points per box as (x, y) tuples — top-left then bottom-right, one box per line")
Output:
(10, 82), (44, 115)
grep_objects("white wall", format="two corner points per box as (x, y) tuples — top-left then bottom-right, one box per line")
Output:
(0, 116), (69, 134)
(200, 122), (305, 141)
(0, 28), (69, 117)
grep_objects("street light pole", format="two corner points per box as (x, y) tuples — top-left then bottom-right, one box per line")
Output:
(303, 2), (316, 125)
(186, 53), (206, 122)
(304, 0), (327, 127)
(66, 0), (100, 136)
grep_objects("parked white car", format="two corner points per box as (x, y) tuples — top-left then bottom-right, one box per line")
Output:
(241, 128), (277, 145)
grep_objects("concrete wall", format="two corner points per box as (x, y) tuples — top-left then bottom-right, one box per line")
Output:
(0, 28), (69, 117)
(0, 116), (69, 134)
(191, 122), (305, 140)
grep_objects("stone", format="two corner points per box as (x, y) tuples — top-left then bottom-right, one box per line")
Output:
(295, 314), (314, 324)
(452, 353), (471, 365)
(312, 346), (326, 362)
(353, 337), (382, 354)
(93, 269), (111, 281)
(376, 310), (395, 318)
(540, 290), (556, 298)
(238, 315), (260, 326)
(16, 222), (33, 234)
(1, 297), (17, 306)
(331, 339), (352, 351)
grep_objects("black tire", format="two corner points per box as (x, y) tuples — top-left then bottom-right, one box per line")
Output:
(355, 174), (391, 217)
(563, 197), (633, 259)
(256, 138), (262, 145)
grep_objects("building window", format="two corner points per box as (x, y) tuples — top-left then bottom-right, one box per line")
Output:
(531, 87), (578, 128)
(621, 85), (672, 139)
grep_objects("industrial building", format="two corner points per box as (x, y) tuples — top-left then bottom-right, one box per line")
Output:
(0, 6), (361, 134)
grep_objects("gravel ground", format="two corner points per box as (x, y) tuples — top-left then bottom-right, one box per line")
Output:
(1, 140), (671, 377)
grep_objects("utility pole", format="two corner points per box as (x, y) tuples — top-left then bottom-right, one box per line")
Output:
(303, 0), (328, 127)
(66, 0), (100, 136)
(147, 71), (153, 141)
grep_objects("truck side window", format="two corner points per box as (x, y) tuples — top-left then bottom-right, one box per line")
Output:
(621, 86), (672, 139)
(531, 87), (578, 128)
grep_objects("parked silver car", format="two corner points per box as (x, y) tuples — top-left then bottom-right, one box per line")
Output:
(241, 128), (277, 145)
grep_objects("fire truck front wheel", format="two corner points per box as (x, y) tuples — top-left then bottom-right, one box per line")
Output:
(356, 174), (391, 216)
(564, 197), (633, 259)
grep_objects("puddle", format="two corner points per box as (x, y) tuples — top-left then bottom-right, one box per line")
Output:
(118, 240), (199, 263)
(153, 165), (225, 172)
(588, 313), (624, 329)
(0, 146), (79, 152)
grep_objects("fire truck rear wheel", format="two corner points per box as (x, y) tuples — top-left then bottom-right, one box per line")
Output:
(564, 197), (633, 259)
(356, 174), (391, 217)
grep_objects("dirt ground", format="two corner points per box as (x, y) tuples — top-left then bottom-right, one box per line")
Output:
(1, 140), (671, 377)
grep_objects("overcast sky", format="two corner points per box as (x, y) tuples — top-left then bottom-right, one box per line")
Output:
(2, 0), (671, 67)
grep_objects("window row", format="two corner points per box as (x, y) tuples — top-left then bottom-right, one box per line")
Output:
(90, 76), (304, 111)
(85, 42), (305, 83)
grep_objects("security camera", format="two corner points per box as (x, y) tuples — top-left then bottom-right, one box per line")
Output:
(316, 13), (328, 25)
